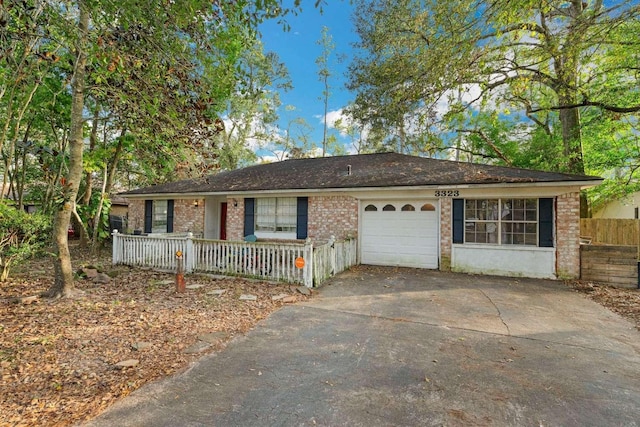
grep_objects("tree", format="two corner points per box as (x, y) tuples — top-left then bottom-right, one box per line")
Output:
(214, 39), (292, 170)
(0, 0), (322, 297)
(36, 0), (308, 298)
(0, 0), (56, 199)
(0, 200), (51, 281)
(348, 0), (640, 198)
(315, 26), (334, 157)
(332, 115), (368, 154)
(263, 110), (316, 160)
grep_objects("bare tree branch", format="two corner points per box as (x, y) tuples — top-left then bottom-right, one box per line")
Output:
(529, 100), (640, 114)
(456, 129), (513, 165)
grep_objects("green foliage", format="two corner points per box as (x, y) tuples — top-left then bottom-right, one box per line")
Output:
(213, 38), (292, 169)
(0, 201), (52, 281)
(582, 110), (640, 212)
(77, 193), (111, 242)
(316, 25), (334, 155)
(347, 0), (640, 200)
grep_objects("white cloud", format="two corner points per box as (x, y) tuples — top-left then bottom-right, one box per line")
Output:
(315, 108), (362, 138)
(434, 84), (485, 118)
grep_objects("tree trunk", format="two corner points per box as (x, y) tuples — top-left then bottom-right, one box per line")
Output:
(44, 0), (88, 299)
(90, 166), (108, 252)
(77, 109), (100, 247)
(558, 102), (589, 218)
(17, 121), (32, 209)
(556, 2), (589, 218)
(83, 108), (100, 206)
(559, 104), (584, 174)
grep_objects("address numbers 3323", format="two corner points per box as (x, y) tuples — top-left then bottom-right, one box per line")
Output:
(434, 190), (460, 197)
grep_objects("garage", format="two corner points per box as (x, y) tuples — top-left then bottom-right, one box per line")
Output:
(360, 200), (439, 269)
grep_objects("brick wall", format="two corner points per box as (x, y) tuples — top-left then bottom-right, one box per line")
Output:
(439, 198), (452, 271)
(173, 199), (204, 235)
(226, 196), (358, 242)
(227, 198), (244, 241)
(124, 198), (204, 235)
(556, 192), (581, 279)
(127, 199), (144, 232)
(308, 195), (358, 242)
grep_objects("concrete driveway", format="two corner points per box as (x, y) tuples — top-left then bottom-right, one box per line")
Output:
(84, 267), (640, 427)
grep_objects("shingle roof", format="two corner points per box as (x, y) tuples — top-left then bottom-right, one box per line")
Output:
(120, 152), (602, 196)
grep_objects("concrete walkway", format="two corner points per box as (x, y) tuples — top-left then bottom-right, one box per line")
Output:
(84, 267), (640, 427)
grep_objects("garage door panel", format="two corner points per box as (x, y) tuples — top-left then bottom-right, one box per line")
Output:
(361, 200), (439, 269)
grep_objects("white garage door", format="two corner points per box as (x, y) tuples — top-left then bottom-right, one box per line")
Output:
(361, 200), (439, 269)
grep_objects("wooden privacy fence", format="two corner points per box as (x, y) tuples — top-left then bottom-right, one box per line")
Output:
(112, 231), (357, 288)
(580, 219), (640, 246)
(580, 244), (638, 288)
(580, 219), (639, 288)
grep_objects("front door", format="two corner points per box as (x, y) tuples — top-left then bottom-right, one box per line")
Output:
(220, 202), (227, 240)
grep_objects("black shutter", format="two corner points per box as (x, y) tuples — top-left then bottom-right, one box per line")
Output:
(296, 197), (308, 239)
(452, 199), (464, 244)
(166, 199), (174, 233)
(144, 200), (153, 233)
(539, 198), (554, 247)
(244, 198), (255, 237)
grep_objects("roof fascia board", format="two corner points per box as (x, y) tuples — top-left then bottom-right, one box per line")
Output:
(120, 179), (602, 199)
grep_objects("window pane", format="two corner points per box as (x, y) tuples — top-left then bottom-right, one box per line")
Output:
(256, 198), (297, 233)
(465, 200), (477, 218)
(364, 204), (377, 211)
(256, 198), (276, 231)
(401, 204), (415, 211)
(276, 198), (297, 232)
(500, 198), (538, 246)
(525, 200), (537, 220)
(382, 204), (396, 211)
(152, 200), (167, 233)
(464, 199), (499, 244)
(465, 198), (539, 246)
(501, 200), (513, 220)
(486, 222), (498, 243)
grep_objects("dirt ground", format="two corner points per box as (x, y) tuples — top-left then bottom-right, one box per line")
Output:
(0, 246), (638, 427)
(567, 279), (640, 331)
(0, 246), (310, 427)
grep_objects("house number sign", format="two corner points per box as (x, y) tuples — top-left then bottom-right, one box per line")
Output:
(434, 190), (460, 197)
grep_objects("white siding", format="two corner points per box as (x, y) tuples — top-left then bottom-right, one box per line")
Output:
(452, 245), (556, 279)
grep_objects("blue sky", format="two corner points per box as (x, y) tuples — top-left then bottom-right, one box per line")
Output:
(258, 1), (357, 154)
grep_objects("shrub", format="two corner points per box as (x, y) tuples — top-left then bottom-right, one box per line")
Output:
(0, 201), (52, 281)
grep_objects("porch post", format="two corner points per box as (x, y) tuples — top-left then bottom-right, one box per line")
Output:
(112, 230), (121, 265)
(329, 235), (336, 276)
(185, 232), (195, 273)
(304, 238), (313, 288)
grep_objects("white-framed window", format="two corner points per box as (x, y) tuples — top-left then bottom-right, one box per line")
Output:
(152, 200), (168, 233)
(464, 198), (538, 245)
(255, 197), (297, 233)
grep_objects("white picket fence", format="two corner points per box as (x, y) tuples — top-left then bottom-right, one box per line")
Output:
(313, 237), (357, 284)
(112, 231), (357, 287)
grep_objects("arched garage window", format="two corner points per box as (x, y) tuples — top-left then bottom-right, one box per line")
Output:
(421, 203), (436, 211)
(364, 204), (377, 211)
(401, 204), (415, 211)
(382, 204), (396, 211)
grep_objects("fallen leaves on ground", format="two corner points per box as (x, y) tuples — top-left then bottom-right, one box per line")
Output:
(0, 247), (310, 427)
(3, 248), (640, 427)
(567, 280), (640, 331)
